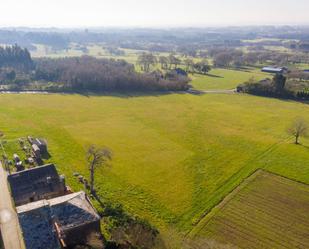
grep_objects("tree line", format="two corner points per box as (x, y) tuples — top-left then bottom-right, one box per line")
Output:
(137, 52), (211, 75)
(0, 44), (33, 71)
(34, 56), (190, 92)
(0, 45), (190, 92)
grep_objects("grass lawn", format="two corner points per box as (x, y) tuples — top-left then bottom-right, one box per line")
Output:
(0, 92), (309, 241)
(190, 169), (309, 249)
(190, 68), (269, 90)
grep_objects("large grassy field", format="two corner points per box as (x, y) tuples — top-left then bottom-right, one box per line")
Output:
(0, 92), (309, 240)
(189, 68), (269, 90)
(190, 169), (309, 249)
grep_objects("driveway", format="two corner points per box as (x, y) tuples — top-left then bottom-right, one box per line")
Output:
(0, 164), (25, 249)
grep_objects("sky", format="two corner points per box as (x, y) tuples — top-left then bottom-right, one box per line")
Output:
(0, 0), (308, 28)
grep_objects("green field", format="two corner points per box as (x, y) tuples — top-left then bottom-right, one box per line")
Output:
(190, 170), (309, 249)
(30, 44), (276, 92)
(0, 92), (308, 241)
(190, 68), (269, 90)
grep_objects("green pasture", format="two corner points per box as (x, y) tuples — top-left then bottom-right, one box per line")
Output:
(0, 93), (308, 237)
(190, 68), (269, 90)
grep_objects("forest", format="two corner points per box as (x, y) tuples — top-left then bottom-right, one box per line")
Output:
(0, 45), (190, 92)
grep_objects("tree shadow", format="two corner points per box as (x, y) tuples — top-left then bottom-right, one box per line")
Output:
(91, 192), (105, 210)
(203, 73), (223, 78)
(65, 90), (181, 99)
(41, 151), (52, 160)
(220, 66), (252, 72)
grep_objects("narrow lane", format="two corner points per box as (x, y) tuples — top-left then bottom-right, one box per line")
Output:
(0, 163), (25, 249)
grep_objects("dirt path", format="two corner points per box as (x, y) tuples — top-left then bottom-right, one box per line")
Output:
(0, 164), (25, 249)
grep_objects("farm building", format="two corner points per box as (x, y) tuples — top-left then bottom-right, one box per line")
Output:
(31, 144), (41, 159)
(28, 136), (48, 154)
(17, 191), (102, 249)
(261, 66), (288, 74)
(8, 164), (67, 206)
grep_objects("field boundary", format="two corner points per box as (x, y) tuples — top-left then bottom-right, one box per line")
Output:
(188, 168), (309, 238)
(186, 136), (291, 235)
(188, 168), (262, 237)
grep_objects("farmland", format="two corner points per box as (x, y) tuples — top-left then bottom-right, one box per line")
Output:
(189, 68), (268, 90)
(0, 92), (308, 240)
(190, 170), (309, 249)
(29, 44), (273, 91)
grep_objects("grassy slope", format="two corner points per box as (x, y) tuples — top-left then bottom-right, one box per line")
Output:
(190, 170), (309, 249)
(0, 93), (308, 235)
(190, 68), (269, 90)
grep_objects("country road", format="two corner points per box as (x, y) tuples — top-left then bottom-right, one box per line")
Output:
(0, 164), (25, 249)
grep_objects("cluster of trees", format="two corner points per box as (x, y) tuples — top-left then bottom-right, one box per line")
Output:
(137, 47), (309, 73)
(0, 45), (190, 92)
(237, 74), (290, 97)
(137, 52), (211, 75)
(105, 47), (125, 56)
(35, 56), (190, 91)
(183, 59), (211, 74)
(209, 47), (298, 68)
(288, 70), (309, 81)
(0, 44), (33, 71)
(237, 73), (309, 100)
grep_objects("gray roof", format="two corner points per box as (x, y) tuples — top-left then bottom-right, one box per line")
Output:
(8, 164), (65, 205)
(18, 191), (100, 230)
(262, 67), (284, 72)
(18, 201), (61, 249)
(17, 192), (100, 249)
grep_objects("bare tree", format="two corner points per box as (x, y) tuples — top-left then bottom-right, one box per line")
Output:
(168, 54), (181, 69)
(159, 56), (168, 70)
(287, 118), (308, 144)
(184, 58), (194, 73)
(87, 145), (112, 193)
(137, 53), (157, 72)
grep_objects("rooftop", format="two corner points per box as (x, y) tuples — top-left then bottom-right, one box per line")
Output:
(8, 163), (66, 205)
(17, 191), (100, 249)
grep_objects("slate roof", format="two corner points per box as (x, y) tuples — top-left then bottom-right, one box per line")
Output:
(17, 191), (100, 249)
(8, 164), (65, 205)
(17, 201), (61, 249)
(262, 67), (285, 73)
(49, 191), (100, 231)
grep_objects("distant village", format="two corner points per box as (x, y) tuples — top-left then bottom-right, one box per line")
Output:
(0, 136), (103, 249)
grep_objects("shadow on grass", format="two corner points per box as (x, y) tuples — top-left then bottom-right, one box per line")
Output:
(41, 151), (51, 160)
(0, 89), (191, 99)
(201, 73), (223, 78)
(194, 73), (224, 79)
(77, 91), (175, 99)
(216, 66), (253, 73)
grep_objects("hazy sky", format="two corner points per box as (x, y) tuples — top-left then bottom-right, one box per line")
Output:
(1, 0), (308, 27)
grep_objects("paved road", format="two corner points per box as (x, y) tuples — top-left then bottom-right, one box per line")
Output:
(0, 164), (25, 249)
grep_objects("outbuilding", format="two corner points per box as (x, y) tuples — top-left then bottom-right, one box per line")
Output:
(261, 67), (287, 74)
(8, 164), (67, 206)
(17, 191), (103, 249)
